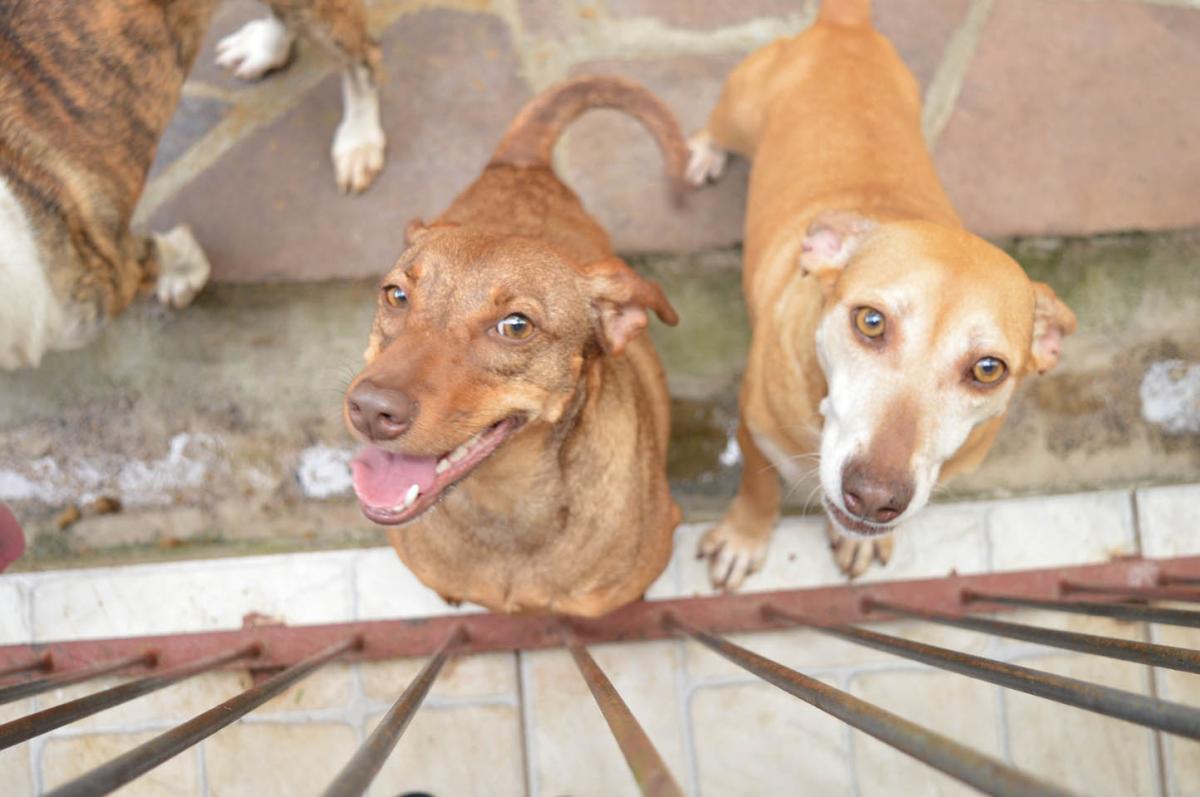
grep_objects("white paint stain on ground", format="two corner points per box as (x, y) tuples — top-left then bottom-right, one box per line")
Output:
(0, 433), (220, 507)
(718, 430), (741, 467)
(296, 445), (353, 499)
(1140, 359), (1200, 434)
(117, 433), (218, 503)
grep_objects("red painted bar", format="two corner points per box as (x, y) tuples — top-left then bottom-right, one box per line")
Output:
(0, 556), (1196, 672)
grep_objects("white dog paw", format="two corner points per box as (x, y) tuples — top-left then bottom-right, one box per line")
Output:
(215, 17), (294, 81)
(698, 520), (769, 591)
(332, 123), (385, 194)
(154, 225), (210, 310)
(685, 130), (728, 187)
(826, 522), (895, 579)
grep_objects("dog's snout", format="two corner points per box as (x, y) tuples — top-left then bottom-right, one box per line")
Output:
(347, 381), (415, 441)
(842, 462), (912, 523)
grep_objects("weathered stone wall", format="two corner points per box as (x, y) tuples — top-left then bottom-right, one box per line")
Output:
(2, 232), (1198, 568)
(142, 0), (1200, 283)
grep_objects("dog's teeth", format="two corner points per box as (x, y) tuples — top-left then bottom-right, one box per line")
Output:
(435, 458), (450, 474)
(403, 483), (420, 508)
(449, 445), (468, 463)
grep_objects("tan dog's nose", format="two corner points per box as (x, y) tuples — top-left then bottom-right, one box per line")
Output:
(346, 381), (415, 441)
(842, 463), (912, 523)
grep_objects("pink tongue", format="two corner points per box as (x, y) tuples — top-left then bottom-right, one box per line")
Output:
(350, 447), (440, 508)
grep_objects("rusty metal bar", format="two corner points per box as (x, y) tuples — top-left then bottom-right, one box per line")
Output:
(0, 652), (51, 681)
(0, 651), (155, 706)
(322, 627), (466, 797)
(1059, 580), (1200, 603)
(864, 598), (1200, 674)
(567, 638), (685, 797)
(1160, 573), (1200, 587)
(0, 643), (260, 750)
(963, 589), (1200, 628)
(47, 636), (361, 797)
(668, 615), (1073, 797)
(1, 556), (1197, 671)
(767, 608), (1200, 740)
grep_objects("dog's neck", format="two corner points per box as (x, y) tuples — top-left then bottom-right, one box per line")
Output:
(438, 351), (607, 549)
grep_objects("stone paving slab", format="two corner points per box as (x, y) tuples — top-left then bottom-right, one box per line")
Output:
(130, 0), (1200, 283)
(151, 6), (533, 283)
(934, 0), (1200, 238)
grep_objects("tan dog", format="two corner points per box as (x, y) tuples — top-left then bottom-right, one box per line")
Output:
(687, 0), (1077, 585)
(343, 77), (685, 616)
(0, 0), (384, 370)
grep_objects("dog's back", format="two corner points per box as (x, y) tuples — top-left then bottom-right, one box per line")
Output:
(741, 2), (960, 297)
(428, 76), (689, 266)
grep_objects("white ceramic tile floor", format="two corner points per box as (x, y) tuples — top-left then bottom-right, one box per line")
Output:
(0, 485), (1196, 796)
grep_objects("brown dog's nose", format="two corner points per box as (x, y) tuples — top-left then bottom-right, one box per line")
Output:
(346, 381), (415, 441)
(842, 463), (912, 523)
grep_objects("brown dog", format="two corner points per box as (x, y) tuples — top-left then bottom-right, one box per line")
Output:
(687, 0), (1077, 585)
(343, 77), (685, 616)
(0, 0), (383, 370)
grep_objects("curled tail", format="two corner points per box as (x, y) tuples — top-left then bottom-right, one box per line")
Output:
(819, 0), (871, 27)
(490, 76), (688, 196)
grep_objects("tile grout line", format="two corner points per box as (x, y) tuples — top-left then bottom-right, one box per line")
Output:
(1131, 488), (1173, 797)
(921, 0), (993, 147)
(508, 651), (534, 797)
(672, 637), (701, 797)
(196, 739), (209, 797)
(517, 651), (539, 797)
(839, 670), (864, 797)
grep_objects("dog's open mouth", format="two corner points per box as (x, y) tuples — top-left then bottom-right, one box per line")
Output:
(350, 416), (525, 525)
(822, 494), (894, 539)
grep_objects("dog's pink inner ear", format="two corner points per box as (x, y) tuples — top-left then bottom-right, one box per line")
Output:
(1030, 281), (1077, 374)
(798, 210), (877, 284)
(584, 256), (679, 356)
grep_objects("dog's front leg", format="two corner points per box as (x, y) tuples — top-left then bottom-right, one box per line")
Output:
(685, 130), (728, 186)
(698, 421), (780, 590)
(254, 0), (386, 193)
(331, 62), (385, 193)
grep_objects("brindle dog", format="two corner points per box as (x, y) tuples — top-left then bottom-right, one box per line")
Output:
(0, 0), (384, 370)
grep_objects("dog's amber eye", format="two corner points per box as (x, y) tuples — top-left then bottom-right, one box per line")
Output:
(383, 285), (407, 308)
(971, 356), (1007, 385)
(496, 313), (534, 340)
(854, 307), (886, 339)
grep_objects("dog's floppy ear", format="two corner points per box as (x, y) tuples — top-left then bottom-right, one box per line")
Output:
(404, 218), (459, 245)
(1029, 281), (1076, 374)
(583, 256), (679, 356)
(798, 210), (878, 293)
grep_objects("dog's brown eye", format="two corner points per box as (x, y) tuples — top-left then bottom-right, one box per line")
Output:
(971, 356), (1007, 385)
(854, 306), (885, 339)
(383, 285), (407, 308)
(496, 313), (534, 340)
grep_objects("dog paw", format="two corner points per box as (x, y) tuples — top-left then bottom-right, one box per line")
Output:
(698, 520), (769, 591)
(685, 130), (728, 187)
(153, 225), (210, 309)
(332, 118), (385, 194)
(215, 17), (294, 81)
(826, 522), (894, 579)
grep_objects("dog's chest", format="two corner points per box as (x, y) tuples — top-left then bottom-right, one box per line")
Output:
(0, 176), (68, 369)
